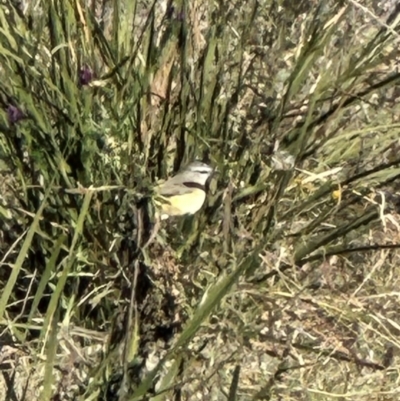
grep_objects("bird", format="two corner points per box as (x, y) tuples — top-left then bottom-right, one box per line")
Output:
(154, 161), (214, 220)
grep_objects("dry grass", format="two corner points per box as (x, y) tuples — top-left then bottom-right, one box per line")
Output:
(1, 0), (400, 400)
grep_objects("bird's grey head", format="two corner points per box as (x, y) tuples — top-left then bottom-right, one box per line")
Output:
(181, 161), (214, 185)
(186, 161), (213, 173)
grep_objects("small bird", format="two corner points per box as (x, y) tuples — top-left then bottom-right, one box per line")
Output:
(155, 161), (214, 220)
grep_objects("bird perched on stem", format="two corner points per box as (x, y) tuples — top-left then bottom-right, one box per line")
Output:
(154, 161), (214, 220)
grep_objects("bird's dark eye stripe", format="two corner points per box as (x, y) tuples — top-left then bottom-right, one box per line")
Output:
(183, 182), (205, 190)
(195, 169), (212, 174)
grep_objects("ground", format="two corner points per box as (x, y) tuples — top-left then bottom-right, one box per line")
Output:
(1, 0), (400, 400)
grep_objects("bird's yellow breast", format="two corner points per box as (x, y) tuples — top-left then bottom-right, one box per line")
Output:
(157, 188), (206, 219)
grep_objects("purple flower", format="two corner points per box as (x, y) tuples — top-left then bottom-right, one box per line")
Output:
(166, 5), (175, 19)
(7, 105), (25, 124)
(79, 65), (94, 86)
(165, 5), (185, 21)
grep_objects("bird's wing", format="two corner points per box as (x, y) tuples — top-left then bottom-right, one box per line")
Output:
(157, 182), (194, 197)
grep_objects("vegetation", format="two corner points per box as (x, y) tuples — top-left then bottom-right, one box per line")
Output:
(1, 0), (400, 400)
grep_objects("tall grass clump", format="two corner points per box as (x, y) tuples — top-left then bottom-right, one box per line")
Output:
(1, 0), (400, 400)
